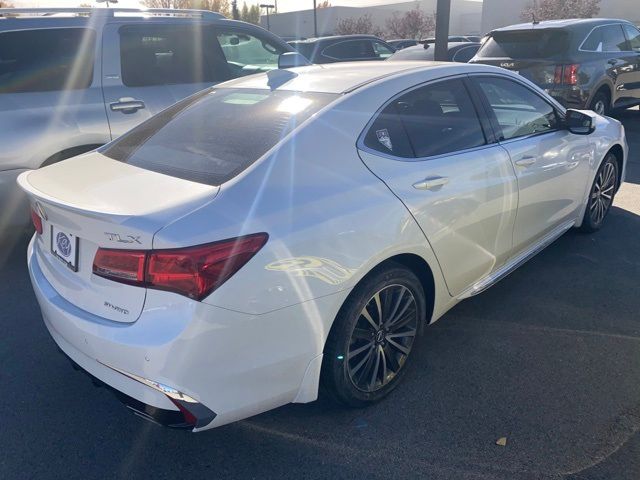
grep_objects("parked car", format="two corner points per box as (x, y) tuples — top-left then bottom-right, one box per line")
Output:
(388, 42), (481, 62)
(0, 7), (293, 233)
(20, 61), (626, 431)
(388, 39), (419, 50)
(288, 35), (395, 63)
(469, 18), (640, 115)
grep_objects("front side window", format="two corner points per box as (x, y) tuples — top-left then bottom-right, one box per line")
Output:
(120, 25), (222, 87)
(217, 31), (285, 75)
(476, 77), (559, 140)
(364, 79), (486, 158)
(372, 41), (394, 59)
(102, 88), (337, 186)
(0, 28), (95, 94)
(323, 40), (374, 60)
(623, 24), (640, 52)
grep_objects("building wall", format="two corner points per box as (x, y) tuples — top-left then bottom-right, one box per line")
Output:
(261, 0), (483, 39)
(481, 0), (640, 33)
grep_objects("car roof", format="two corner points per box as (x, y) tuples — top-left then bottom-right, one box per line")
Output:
(217, 61), (497, 94)
(492, 18), (632, 33)
(289, 34), (383, 44)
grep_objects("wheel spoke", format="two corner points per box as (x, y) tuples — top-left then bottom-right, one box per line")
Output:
(383, 344), (400, 372)
(352, 327), (373, 340)
(386, 286), (406, 325)
(387, 338), (410, 355)
(350, 344), (375, 376)
(387, 328), (416, 340)
(360, 305), (378, 331)
(348, 341), (374, 360)
(373, 292), (383, 327)
(385, 296), (413, 328)
(368, 346), (382, 390)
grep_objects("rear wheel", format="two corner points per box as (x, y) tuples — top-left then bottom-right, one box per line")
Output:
(589, 90), (610, 116)
(580, 154), (618, 232)
(321, 264), (426, 407)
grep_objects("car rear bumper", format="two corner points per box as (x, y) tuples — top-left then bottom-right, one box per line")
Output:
(28, 235), (334, 431)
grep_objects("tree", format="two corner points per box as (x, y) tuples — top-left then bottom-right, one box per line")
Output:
(385, 6), (435, 40)
(317, 1), (331, 7)
(231, 0), (239, 19)
(141, 0), (182, 8)
(520, 0), (600, 21)
(335, 14), (384, 37)
(0, 0), (15, 6)
(244, 4), (260, 24)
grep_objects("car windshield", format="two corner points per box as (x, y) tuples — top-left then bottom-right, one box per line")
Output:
(476, 30), (569, 58)
(101, 88), (337, 186)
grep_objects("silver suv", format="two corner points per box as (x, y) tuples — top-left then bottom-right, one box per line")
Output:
(0, 8), (292, 232)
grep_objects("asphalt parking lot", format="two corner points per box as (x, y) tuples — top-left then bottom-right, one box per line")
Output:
(1, 113), (639, 480)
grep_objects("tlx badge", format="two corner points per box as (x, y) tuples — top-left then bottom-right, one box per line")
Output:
(105, 232), (142, 244)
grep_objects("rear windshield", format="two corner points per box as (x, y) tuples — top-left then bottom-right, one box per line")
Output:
(288, 42), (316, 60)
(101, 88), (337, 186)
(476, 30), (569, 59)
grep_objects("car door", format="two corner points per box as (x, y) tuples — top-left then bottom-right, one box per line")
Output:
(321, 39), (376, 63)
(472, 75), (593, 255)
(102, 22), (229, 139)
(357, 77), (518, 297)
(581, 24), (638, 107)
(621, 24), (640, 101)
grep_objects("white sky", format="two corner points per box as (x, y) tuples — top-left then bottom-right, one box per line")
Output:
(12, 0), (420, 12)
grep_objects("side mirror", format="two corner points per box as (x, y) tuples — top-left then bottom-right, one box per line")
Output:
(566, 109), (596, 135)
(278, 52), (311, 69)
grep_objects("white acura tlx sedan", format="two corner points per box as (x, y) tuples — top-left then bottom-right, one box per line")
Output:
(20, 62), (627, 431)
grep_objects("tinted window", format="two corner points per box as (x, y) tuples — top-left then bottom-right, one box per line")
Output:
(323, 40), (373, 60)
(582, 25), (628, 52)
(364, 79), (485, 158)
(452, 45), (480, 62)
(623, 24), (640, 52)
(372, 41), (394, 59)
(120, 25), (221, 87)
(0, 28), (95, 94)
(477, 77), (559, 140)
(217, 31), (285, 74)
(289, 41), (316, 60)
(477, 30), (569, 58)
(102, 89), (337, 186)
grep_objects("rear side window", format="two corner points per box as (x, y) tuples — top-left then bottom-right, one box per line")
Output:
(372, 41), (394, 59)
(0, 28), (95, 94)
(323, 40), (374, 60)
(477, 30), (568, 59)
(119, 25), (223, 87)
(102, 88), (337, 186)
(582, 24), (628, 52)
(364, 79), (486, 159)
(452, 45), (480, 63)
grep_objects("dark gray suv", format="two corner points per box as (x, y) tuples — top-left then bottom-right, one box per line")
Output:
(470, 19), (640, 116)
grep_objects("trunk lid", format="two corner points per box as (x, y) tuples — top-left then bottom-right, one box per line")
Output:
(472, 57), (560, 87)
(18, 151), (219, 323)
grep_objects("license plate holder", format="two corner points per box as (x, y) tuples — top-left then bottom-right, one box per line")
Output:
(50, 225), (79, 272)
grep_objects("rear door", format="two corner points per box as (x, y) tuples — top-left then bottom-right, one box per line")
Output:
(621, 24), (640, 102)
(472, 75), (592, 254)
(358, 77), (518, 297)
(102, 22), (229, 139)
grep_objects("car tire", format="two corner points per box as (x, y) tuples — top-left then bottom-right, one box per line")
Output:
(321, 263), (426, 407)
(589, 91), (611, 116)
(580, 153), (619, 233)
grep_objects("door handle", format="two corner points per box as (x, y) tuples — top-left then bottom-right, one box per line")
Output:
(110, 97), (145, 113)
(412, 176), (449, 190)
(514, 156), (536, 167)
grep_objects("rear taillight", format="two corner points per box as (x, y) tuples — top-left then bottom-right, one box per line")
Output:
(30, 208), (43, 235)
(92, 233), (268, 300)
(554, 64), (580, 85)
(563, 64), (579, 85)
(93, 249), (146, 285)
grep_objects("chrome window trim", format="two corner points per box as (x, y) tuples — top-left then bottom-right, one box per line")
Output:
(578, 22), (635, 53)
(356, 73), (491, 162)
